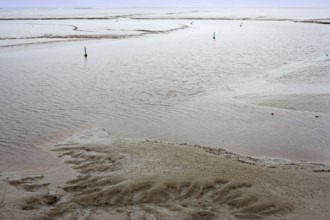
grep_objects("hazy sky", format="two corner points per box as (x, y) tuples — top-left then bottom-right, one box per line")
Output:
(1, 0), (330, 8)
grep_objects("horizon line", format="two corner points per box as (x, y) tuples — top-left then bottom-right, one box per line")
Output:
(2, 6), (330, 9)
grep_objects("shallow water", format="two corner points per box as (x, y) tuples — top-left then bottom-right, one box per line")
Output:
(1, 8), (330, 170)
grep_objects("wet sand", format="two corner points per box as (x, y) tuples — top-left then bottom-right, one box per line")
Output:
(1, 129), (329, 220)
(1, 8), (330, 220)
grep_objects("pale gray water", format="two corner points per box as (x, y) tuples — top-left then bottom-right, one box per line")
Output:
(1, 8), (330, 170)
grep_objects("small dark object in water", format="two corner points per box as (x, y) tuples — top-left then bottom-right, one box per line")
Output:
(271, 113), (274, 116)
(84, 46), (87, 57)
(315, 115), (319, 118)
(213, 32), (215, 40)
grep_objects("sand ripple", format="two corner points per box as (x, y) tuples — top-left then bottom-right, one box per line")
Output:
(2, 135), (330, 219)
(36, 142), (293, 220)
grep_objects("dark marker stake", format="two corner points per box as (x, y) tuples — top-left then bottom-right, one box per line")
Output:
(213, 32), (215, 40)
(84, 46), (88, 57)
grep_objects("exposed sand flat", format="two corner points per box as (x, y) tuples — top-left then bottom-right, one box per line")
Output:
(1, 129), (329, 220)
(239, 93), (330, 114)
(1, 7), (330, 220)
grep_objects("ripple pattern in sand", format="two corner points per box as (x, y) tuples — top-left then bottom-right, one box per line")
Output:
(37, 142), (294, 220)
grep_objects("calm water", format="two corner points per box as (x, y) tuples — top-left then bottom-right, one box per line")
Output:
(1, 8), (330, 170)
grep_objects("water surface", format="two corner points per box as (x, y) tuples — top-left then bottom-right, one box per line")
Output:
(1, 8), (330, 170)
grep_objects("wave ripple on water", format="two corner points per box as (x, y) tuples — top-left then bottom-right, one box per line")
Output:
(1, 8), (330, 169)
